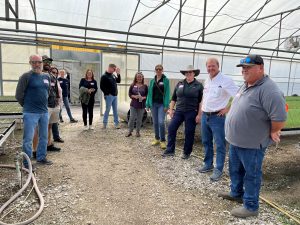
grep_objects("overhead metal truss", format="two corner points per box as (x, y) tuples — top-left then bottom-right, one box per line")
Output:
(1, 0), (300, 62)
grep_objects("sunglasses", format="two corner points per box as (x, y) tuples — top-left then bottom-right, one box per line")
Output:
(240, 57), (253, 64)
(155, 68), (163, 71)
(31, 61), (42, 64)
(43, 60), (52, 64)
(51, 71), (58, 75)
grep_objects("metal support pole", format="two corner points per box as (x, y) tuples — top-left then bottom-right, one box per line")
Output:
(202, 0), (207, 43)
(277, 13), (282, 56)
(178, 0), (182, 47)
(84, 0), (91, 45)
(0, 44), (3, 96)
(131, 0), (170, 27)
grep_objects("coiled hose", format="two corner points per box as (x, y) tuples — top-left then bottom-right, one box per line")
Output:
(0, 152), (44, 225)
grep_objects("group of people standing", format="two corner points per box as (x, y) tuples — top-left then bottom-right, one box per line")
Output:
(16, 53), (286, 219)
(123, 55), (286, 219)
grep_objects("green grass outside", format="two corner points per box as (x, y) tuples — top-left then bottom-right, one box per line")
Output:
(285, 96), (300, 128)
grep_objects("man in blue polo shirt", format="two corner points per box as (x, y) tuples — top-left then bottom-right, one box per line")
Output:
(219, 54), (286, 218)
(15, 55), (53, 167)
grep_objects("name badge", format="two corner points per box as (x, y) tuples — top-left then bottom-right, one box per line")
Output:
(159, 82), (164, 86)
(51, 82), (55, 86)
(59, 81), (63, 83)
(90, 83), (94, 85)
(134, 85), (137, 88)
(43, 79), (49, 84)
(179, 85), (184, 88)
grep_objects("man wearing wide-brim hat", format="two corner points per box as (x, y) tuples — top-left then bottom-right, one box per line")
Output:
(162, 65), (203, 159)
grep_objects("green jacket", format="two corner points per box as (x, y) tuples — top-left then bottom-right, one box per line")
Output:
(146, 74), (170, 109)
(79, 87), (90, 105)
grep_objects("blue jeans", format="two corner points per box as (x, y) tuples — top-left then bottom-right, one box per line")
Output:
(103, 95), (119, 125)
(23, 112), (48, 165)
(201, 113), (226, 172)
(166, 110), (197, 155)
(151, 102), (166, 141)
(60, 97), (74, 120)
(229, 144), (266, 211)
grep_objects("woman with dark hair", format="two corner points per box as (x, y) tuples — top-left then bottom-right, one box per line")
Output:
(146, 64), (170, 149)
(126, 72), (148, 137)
(79, 69), (98, 130)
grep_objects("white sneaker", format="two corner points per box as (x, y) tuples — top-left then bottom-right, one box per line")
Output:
(89, 125), (94, 130)
(84, 125), (89, 130)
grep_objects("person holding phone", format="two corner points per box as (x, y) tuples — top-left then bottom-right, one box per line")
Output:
(79, 69), (98, 130)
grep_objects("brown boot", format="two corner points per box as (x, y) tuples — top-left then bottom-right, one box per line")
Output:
(125, 132), (132, 137)
(231, 206), (258, 218)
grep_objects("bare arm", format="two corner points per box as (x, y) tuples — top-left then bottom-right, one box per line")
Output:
(168, 100), (176, 118)
(270, 121), (285, 143)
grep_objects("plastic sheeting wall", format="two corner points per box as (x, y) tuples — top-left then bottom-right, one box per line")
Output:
(0, 43), (50, 96)
(140, 51), (300, 96)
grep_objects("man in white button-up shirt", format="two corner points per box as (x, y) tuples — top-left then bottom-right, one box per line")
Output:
(197, 58), (238, 181)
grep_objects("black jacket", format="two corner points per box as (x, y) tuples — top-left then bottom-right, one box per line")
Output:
(100, 72), (121, 96)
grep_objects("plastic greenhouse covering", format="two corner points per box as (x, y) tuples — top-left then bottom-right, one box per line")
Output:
(1, 0), (300, 96)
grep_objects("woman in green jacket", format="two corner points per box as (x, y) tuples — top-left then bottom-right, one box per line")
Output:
(146, 64), (170, 149)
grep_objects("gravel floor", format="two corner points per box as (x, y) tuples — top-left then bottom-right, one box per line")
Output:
(0, 107), (299, 225)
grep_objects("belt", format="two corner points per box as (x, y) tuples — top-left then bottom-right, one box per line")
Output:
(203, 111), (220, 116)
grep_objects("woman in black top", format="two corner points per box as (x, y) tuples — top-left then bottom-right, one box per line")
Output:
(162, 65), (203, 159)
(79, 69), (98, 130)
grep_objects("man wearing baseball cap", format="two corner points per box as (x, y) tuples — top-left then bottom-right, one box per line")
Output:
(219, 54), (287, 218)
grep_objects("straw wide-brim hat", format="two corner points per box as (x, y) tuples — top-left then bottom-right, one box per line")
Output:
(180, 65), (200, 76)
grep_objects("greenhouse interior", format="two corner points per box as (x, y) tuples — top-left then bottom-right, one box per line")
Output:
(0, 1), (300, 225)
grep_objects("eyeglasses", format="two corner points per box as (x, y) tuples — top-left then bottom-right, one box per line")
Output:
(155, 68), (162, 71)
(30, 61), (42, 64)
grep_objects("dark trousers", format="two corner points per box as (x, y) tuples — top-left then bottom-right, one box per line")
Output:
(52, 122), (60, 140)
(166, 110), (197, 155)
(81, 99), (94, 126)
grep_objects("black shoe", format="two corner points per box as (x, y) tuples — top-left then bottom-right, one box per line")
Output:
(218, 192), (243, 203)
(47, 145), (61, 151)
(32, 151), (37, 159)
(60, 119), (64, 123)
(54, 137), (64, 143)
(162, 151), (175, 157)
(37, 158), (53, 165)
(70, 119), (78, 123)
(181, 154), (190, 159)
(125, 132), (132, 137)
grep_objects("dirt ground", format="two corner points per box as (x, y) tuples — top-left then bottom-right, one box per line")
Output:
(0, 107), (299, 225)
